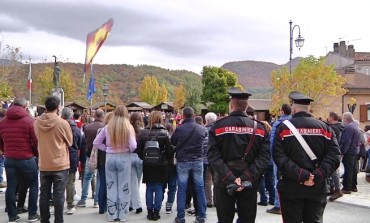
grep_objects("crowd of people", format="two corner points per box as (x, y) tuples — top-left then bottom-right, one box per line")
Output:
(0, 89), (369, 223)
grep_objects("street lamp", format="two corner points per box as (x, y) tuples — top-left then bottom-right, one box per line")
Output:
(102, 84), (109, 113)
(289, 20), (305, 74)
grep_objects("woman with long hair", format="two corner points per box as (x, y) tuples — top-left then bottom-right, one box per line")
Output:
(129, 112), (144, 214)
(137, 111), (174, 221)
(94, 106), (137, 222)
(97, 112), (113, 214)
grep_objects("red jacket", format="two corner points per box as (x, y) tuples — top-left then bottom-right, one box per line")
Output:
(0, 105), (38, 159)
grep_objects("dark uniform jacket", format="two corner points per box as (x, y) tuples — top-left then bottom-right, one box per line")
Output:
(208, 111), (270, 188)
(67, 119), (82, 172)
(273, 112), (341, 194)
(137, 124), (174, 183)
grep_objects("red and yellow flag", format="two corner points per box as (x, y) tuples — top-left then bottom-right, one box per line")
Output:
(84, 18), (114, 73)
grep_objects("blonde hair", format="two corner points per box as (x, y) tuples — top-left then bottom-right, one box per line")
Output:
(107, 105), (134, 149)
(104, 112), (113, 125)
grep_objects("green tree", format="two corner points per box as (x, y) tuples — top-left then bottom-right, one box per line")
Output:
(0, 44), (23, 98)
(33, 66), (76, 104)
(201, 66), (242, 114)
(139, 75), (160, 105)
(270, 56), (347, 116)
(183, 75), (202, 113)
(174, 84), (186, 111)
(158, 83), (168, 103)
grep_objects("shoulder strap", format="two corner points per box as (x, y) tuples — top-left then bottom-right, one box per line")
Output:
(242, 120), (257, 160)
(283, 120), (318, 161)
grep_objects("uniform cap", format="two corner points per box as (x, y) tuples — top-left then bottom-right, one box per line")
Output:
(227, 87), (252, 100)
(289, 91), (313, 105)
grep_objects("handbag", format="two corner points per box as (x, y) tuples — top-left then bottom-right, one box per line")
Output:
(88, 146), (98, 171)
(87, 127), (103, 171)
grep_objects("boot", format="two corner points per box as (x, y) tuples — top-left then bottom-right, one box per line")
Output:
(329, 190), (343, 201)
(152, 209), (160, 221)
(147, 209), (154, 220)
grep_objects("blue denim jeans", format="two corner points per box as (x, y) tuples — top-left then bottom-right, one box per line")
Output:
(40, 169), (69, 223)
(5, 157), (39, 219)
(81, 157), (99, 203)
(146, 182), (164, 211)
(0, 155), (4, 183)
(106, 153), (131, 221)
(273, 163), (280, 208)
(165, 166), (177, 207)
(259, 164), (275, 204)
(130, 153), (142, 209)
(176, 160), (206, 220)
(98, 166), (107, 213)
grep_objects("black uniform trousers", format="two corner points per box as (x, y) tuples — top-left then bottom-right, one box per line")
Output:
(215, 186), (257, 223)
(279, 192), (327, 223)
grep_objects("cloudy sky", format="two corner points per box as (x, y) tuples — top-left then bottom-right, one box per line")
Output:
(1, 0), (369, 74)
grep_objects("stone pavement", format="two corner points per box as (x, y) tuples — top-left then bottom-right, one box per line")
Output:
(334, 172), (370, 208)
(0, 172), (369, 223)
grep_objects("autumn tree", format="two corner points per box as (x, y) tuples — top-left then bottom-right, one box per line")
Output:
(173, 84), (186, 111)
(270, 56), (347, 116)
(184, 75), (202, 113)
(0, 44), (23, 98)
(139, 75), (160, 105)
(33, 66), (76, 104)
(158, 83), (168, 103)
(201, 66), (242, 114)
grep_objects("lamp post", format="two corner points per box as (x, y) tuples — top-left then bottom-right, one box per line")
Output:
(103, 84), (109, 113)
(289, 20), (305, 74)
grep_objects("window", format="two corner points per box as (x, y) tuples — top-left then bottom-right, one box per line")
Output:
(360, 104), (370, 122)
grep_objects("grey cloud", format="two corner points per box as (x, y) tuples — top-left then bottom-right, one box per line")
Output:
(0, 0), (215, 57)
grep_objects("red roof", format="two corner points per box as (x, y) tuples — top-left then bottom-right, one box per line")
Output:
(355, 52), (370, 61)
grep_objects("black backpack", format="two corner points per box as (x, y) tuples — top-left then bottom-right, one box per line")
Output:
(143, 131), (165, 166)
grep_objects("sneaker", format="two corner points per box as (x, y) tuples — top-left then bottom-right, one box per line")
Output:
(93, 202), (99, 208)
(67, 207), (76, 215)
(175, 217), (185, 223)
(28, 213), (40, 222)
(136, 207), (143, 214)
(329, 190), (343, 201)
(0, 181), (7, 188)
(351, 188), (358, 192)
(73, 194), (81, 201)
(120, 219), (127, 222)
(257, 202), (268, 206)
(76, 200), (86, 207)
(165, 206), (172, 214)
(266, 207), (281, 215)
(152, 210), (160, 220)
(206, 204), (213, 208)
(8, 215), (20, 223)
(341, 189), (351, 194)
(194, 217), (206, 223)
(187, 209), (197, 216)
(17, 207), (28, 214)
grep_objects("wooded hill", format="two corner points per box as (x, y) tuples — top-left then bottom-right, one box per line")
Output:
(222, 57), (302, 98)
(9, 62), (201, 107)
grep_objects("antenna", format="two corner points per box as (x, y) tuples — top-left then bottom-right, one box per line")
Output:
(346, 38), (361, 44)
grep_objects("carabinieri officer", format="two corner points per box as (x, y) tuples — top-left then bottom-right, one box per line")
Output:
(208, 87), (270, 223)
(273, 91), (340, 223)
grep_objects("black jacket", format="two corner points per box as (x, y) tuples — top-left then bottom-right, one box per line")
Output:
(137, 124), (174, 183)
(330, 122), (345, 142)
(273, 112), (341, 194)
(67, 120), (82, 172)
(207, 111), (270, 188)
(171, 118), (206, 162)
